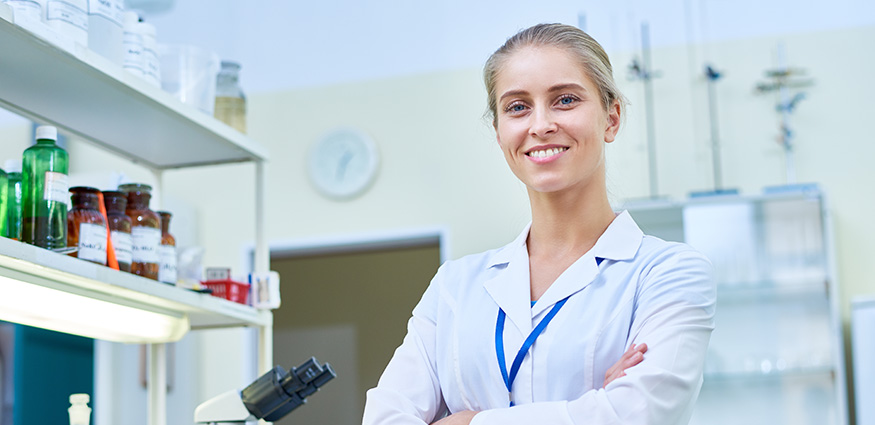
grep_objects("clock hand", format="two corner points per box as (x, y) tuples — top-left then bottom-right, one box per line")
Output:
(337, 151), (354, 181)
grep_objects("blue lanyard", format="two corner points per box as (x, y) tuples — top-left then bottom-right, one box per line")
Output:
(495, 296), (570, 407)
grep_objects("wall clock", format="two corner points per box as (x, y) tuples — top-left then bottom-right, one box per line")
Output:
(307, 127), (380, 200)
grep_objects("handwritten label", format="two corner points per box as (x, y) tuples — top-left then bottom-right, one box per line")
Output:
(158, 244), (177, 284)
(110, 230), (132, 264)
(78, 222), (107, 264)
(43, 171), (69, 204)
(131, 226), (160, 263)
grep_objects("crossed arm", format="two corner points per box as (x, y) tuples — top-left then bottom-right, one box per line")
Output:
(432, 343), (649, 425)
(364, 249), (715, 425)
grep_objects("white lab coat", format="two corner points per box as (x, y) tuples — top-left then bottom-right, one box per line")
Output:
(363, 211), (716, 425)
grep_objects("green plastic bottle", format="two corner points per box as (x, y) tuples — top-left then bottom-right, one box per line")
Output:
(4, 160), (23, 240)
(22, 126), (69, 249)
(0, 167), (7, 238)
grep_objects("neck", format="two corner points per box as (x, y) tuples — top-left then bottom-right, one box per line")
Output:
(525, 177), (615, 258)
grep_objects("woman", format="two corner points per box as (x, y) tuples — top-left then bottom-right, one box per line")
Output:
(363, 23), (715, 425)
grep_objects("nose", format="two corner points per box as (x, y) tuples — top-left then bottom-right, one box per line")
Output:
(529, 107), (557, 138)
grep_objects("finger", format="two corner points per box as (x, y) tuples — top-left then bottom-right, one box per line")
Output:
(607, 344), (639, 378)
(604, 369), (627, 387)
(625, 351), (644, 367)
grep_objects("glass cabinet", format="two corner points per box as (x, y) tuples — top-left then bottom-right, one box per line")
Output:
(625, 187), (847, 425)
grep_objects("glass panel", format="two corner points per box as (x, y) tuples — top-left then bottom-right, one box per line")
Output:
(760, 197), (826, 284)
(683, 201), (763, 285)
(691, 372), (838, 425)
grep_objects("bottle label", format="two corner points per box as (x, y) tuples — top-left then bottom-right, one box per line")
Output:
(122, 32), (144, 72)
(143, 48), (160, 82)
(78, 222), (107, 264)
(47, 0), (88, 31)
(5, 1), (41, 22)
(87, 0), (122, 26)
(131, 226), (160, 263)
(158, 244), (177, 284)
(110, 230), (132, 264)
(43, 171), (69, 204)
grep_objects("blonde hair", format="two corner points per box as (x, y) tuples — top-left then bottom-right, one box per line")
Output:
(483, 23), (626, 126)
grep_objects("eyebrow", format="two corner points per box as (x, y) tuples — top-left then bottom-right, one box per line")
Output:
(498, 83), (588, 103)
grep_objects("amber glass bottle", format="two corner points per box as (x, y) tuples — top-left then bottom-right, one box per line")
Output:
(67, 187), (107, 265)
(103, 190), (132, 272)
(158, 211), (177, 285)
(119, 183), (160, 280)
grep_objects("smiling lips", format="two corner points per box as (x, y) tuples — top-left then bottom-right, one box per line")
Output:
(526, 146), (568, 162)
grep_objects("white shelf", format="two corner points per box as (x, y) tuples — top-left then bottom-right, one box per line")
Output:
(0, 8), (268, 169)
(0, 237), (271, 331)
(715, 279), (829, 302)
(704, 365), (835, 383)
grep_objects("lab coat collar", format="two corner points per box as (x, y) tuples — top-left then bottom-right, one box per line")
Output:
(483, 211), (643, 332)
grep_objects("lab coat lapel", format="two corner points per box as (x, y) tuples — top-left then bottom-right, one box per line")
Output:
(483, 228), (534, 335)
(531, 255), (599, 317)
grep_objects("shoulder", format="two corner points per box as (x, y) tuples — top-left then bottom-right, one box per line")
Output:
(637, 235), (712, 273)
(631, 235), (715, 303)
(432, 246), (503, 288)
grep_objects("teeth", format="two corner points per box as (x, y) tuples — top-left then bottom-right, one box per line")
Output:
(528, 147), (566, 158)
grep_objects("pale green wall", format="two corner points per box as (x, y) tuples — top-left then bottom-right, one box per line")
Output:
(1, 23), (873, 413)
(170, 25), (875, 321)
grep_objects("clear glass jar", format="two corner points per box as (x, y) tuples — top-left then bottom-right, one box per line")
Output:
(157, 210), (176, 285)
(103, 190), (132, 272)
(214, 60), (247, 133)
(119, 183), (160, 280)
(22, 126), (69, 249)
(67, 187), (107, 265)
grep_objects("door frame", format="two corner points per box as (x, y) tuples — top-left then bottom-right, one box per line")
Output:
(242, 226), (450, 273)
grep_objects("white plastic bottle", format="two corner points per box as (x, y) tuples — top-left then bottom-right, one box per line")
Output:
(122, 11), (144, 77)
(45, 0), (87, 45)
(3, 0), (46, 24)
(68, 393), (91, 425)
(139, 21), (160, 87)
(87, 0), (124, 66)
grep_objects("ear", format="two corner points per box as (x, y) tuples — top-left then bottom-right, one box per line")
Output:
(604, 100), (621, 143)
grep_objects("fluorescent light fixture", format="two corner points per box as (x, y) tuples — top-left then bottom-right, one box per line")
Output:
(0, 274), (189, 343)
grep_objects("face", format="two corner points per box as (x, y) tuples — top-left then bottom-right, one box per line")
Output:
(493, 45), (620, 195)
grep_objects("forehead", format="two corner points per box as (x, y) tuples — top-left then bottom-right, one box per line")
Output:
(495, 45), (596, 95)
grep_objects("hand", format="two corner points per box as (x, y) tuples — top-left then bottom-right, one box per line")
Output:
(431, 410), (478, 425)
(603, 343), (648, 387)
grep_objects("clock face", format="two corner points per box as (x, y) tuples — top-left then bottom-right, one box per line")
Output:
(307, 128), (380, 200)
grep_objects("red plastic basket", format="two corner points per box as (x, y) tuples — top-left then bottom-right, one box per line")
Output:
(201, 279), (250, 305)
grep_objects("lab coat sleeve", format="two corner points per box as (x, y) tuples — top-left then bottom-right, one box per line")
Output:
(470, 247), (716, 425)
(362, 269), (446, 425)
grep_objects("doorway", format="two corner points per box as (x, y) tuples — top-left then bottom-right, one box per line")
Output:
(268, 231), (444, 425)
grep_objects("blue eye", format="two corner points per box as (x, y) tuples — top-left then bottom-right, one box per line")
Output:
(505, 103), (527, 113)
(559, 96), (575, 105)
